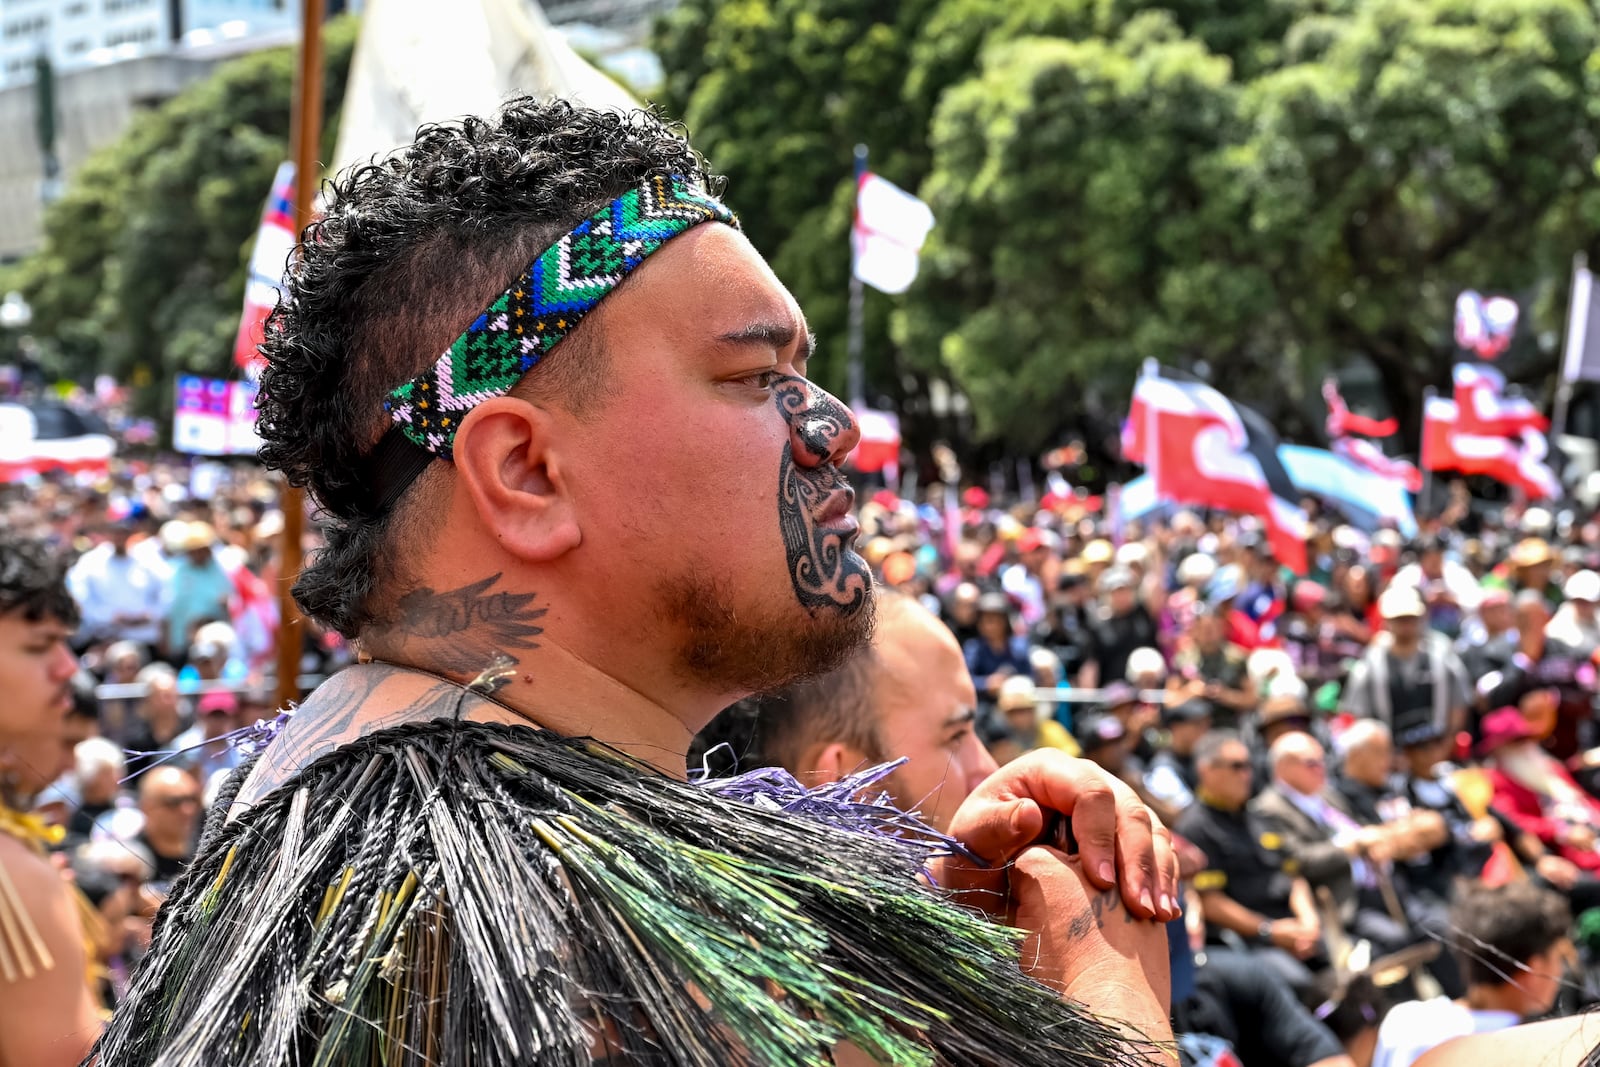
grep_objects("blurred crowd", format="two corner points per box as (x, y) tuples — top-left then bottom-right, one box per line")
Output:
(11, 457), (1600, 1065)
(826, 484), (1600, 1067)
(0, 459), (352, 1009)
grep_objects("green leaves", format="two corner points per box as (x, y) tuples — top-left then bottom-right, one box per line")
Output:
(11, 17), (356, 422)
(658, 0), (1600, 454)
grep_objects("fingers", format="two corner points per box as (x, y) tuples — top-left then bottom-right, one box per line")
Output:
(1151, 823), (1180, 921)
(952, 795), (1045, 867)
(932, 797), (1044, 913)
(1067, 776), (1121, 891)
(947, 750), (1179, 920)
(1100, 779), (1179, 921)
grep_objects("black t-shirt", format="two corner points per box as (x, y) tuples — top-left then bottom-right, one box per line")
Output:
(1400, 774), (1494, 901)
(1482, 637), (1596, 760)
(1457, 630), (1516, 684)
(1177, 948), (1346, 1067)
(136, 831), (192, 886)
(67, 801), (113, 841)
(124, 719), (188, 780)
(1174, 643), (1250, 728)
(1175, 800), (1299, 931)
(1086, 607), (1158, 685)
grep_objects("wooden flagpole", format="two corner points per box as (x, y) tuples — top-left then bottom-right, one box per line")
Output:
(274, 0), (326, 711)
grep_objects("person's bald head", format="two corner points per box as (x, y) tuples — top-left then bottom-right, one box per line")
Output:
(138, 766), (202, 853)
(856, 592), (995, 832)
(1270, 732), (1327, 796)
(691, 590), (995, 833)
(138, 766), (197, 807)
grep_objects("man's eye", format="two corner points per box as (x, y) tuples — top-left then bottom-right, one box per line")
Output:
(737, 370), (779, 389)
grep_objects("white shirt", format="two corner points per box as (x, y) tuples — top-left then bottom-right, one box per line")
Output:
(1000, 563), (1046, 627)
(1371, 997), (1518, 1067)
(67, 543), (167, 645)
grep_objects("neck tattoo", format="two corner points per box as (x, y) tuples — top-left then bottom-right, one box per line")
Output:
(369, 572), (547, 674)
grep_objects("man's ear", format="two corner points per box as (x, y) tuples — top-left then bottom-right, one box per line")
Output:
(807, 741), (872, 787)
(452, 396), (582, 562)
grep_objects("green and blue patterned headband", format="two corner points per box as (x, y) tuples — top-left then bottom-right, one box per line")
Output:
(363, 173), (737, 513)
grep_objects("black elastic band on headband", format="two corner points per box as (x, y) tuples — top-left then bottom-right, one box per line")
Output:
(363, 426), (437, 516)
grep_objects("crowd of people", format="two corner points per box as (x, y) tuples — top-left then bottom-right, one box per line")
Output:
(802, 486), (1600, 1066)
(0, 460), (352, 1017)
(9, 452), (1600, 1065)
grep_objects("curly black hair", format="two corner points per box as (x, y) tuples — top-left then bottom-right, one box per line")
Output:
(256, 98), (714, 638)
(0, 536), (80, 627)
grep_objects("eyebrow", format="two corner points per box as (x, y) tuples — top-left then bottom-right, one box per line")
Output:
(715, 321), (816, 364)
(943, 709), (977, 730)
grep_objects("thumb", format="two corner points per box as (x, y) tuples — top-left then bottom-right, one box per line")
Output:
(951, 795), (1045, 867)
(931, 797), (1044, 905)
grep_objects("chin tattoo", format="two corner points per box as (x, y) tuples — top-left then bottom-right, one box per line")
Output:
(774, 376), (871, 616)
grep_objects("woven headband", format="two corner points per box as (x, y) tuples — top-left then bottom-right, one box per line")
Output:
(363, 174), (737, 513)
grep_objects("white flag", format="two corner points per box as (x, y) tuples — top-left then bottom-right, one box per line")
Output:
(332, 0), (637, 177)
(852, 172), (934, 295)
(1562, 258), (1600, 384)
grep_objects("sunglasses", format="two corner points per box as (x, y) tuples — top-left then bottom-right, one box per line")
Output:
(1295, 757), (1327, 770)
(1216, 759), (1251, 772)
(156, 795), (201, 810)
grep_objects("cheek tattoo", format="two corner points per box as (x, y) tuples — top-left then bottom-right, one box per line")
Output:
(773, 376), (871, 615)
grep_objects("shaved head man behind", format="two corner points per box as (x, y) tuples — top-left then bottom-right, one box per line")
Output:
(707, 591), (997, 833)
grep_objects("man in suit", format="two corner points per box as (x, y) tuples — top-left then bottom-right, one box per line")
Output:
(1250, 732), (1413, 959)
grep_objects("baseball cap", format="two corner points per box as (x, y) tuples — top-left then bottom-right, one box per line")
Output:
(1099, 681), (1139, 709)
(1076, 713), (1127, 751)
(1082, 539), (1115, 565)
(1378, 585), (1426, 619)
(1099, 566), (1135, 593)
(997, 676), (1039, 714)
(977, 591), (1014, 615)
(1162, 698), (1213, 726)
(1565, 570), (1600, 603)
(1205, 564), (1243, 606)
(197, 691), (240, 717)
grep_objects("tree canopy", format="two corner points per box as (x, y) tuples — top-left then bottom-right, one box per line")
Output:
(8, 17), (356, 416)
(655, 0), (1600, 455)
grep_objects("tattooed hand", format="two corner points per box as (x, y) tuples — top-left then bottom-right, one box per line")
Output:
(773, 376), (870, 615)
(1008, 846), (1174, 1060)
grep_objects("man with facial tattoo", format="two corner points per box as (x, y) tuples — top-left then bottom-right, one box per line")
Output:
(91, 101), (1179, 1067)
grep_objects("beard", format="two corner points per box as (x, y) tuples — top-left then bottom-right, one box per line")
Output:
(656, 565), (877, 695)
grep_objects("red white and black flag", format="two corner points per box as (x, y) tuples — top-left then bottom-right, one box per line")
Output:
(1321, 377), (1420, 492)
(1422, 395), (1560, 500)
(1124, 370), (1308, 574)
(1322, 377), (1399, 439)
(1451, 363), (1549, 438)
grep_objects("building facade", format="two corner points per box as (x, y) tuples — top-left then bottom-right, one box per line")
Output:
(1, 0), (294, 86)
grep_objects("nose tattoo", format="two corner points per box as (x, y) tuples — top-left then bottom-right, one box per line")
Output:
(773, 376), (870, 615)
